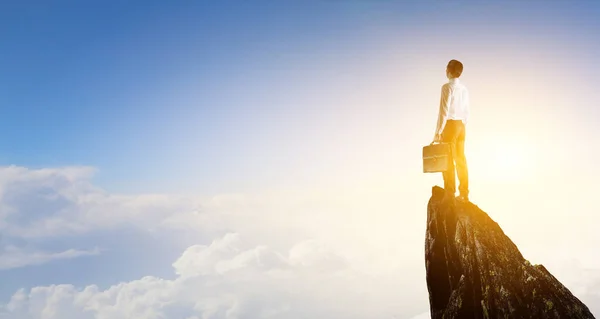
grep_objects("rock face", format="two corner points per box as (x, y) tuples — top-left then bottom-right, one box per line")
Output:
(425, 186), (596, 319)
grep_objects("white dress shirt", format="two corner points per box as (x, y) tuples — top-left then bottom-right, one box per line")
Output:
(434, 77), (470, 137)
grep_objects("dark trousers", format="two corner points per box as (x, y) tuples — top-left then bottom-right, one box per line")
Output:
(441, 120), (469, 196)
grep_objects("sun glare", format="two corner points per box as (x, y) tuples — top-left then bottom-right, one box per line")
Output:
(470, 139), (535, 182)
(493, 149), (521, 171)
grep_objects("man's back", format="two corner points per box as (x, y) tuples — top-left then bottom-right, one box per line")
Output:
(443, 79), (470, 124)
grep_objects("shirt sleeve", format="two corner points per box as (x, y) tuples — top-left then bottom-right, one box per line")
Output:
(435, 84), (450, 137)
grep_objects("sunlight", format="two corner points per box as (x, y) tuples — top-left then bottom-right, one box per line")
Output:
(469, 137), (536, 182)
(491, 147), (523, 175)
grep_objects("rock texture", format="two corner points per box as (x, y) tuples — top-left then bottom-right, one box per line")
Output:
(425, 186), (596, 319)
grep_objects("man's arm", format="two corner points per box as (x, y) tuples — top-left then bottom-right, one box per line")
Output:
(434, 84), (450, 141)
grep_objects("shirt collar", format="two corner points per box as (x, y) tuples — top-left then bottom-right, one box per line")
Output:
(449, 77), (460, 84)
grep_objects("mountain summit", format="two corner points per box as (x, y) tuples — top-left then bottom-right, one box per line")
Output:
(425, 186), (595, 318)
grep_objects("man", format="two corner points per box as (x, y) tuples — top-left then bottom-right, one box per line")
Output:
(433, 59), (470, 201)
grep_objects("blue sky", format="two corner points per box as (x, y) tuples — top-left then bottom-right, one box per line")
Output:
(0, 1), (598, 194)
(0, 1), (422, 193)
(0, 1), (600, 318)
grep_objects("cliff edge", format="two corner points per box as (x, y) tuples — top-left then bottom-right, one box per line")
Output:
(425, 186), (595, 318)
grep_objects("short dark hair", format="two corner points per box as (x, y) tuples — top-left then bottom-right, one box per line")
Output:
(447, 59), (463, 78)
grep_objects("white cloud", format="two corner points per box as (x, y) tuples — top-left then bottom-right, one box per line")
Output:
(0, 165), (199, 238)
(0, 233), (414, 319)
(0, 165), (429, 276)
(0, 246), (100, 270)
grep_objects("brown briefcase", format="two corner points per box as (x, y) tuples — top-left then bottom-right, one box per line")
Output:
(422, 143), (452, 173)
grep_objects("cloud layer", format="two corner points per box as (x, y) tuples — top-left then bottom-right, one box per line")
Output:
(0, 166), (429, 318)
(1, 233), (414, 319)
(0, 166), (598, 318)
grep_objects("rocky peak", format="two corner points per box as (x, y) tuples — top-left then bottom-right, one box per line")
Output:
(425, 186), (595, 318)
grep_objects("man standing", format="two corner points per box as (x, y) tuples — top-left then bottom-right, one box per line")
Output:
(433, 59), (470, 201)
